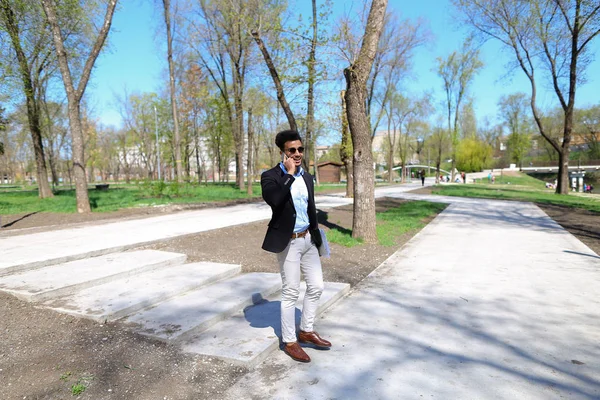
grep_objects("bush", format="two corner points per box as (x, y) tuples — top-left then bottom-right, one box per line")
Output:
(139, 179), (167, 198)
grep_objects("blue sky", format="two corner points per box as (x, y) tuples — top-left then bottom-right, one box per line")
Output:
(88, 0), (600, 131)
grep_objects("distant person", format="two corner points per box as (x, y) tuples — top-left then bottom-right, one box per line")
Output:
(420, 169), (425, 186)
(461, 171), (466, 184)
(260, 129), (330, 363)
(488, 172), (492, 182)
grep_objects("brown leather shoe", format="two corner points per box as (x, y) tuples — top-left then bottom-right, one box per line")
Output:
(298, 330), (332, 348)
(283, 342), (311, 362)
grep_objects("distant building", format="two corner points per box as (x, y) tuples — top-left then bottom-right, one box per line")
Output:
(315, 145), (330, 159)
(372, 130), (420, 166)
(317, 161), (343, 183)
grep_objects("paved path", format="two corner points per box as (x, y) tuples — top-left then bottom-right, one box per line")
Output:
(225, 196), (600, 399)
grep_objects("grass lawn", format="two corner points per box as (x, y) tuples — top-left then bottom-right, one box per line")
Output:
(327, 200), (447, 247)
(0, 181), (353, 215)
(432, 173), (600, 213)
(0, 182), (265, 214)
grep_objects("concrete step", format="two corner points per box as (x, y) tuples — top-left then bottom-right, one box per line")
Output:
(179, 281), (350, 367)
(43, 261), (241, 322)
(0, 250), (186, 302)
(0, 203), (272, 276)
(125, 272), (282, 342)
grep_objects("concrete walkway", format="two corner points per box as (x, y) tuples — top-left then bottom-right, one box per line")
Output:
(225, 196), (600, 399)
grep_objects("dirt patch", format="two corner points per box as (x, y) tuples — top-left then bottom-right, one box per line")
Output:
(0, 197), (432, 399)
(409, 186), (434, 195)
(537, 203), (600, 255)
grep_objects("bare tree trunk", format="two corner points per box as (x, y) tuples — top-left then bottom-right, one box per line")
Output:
(230, 42), (246, 190)
(194, 127), (202, 184)
(162, 0), (183, 183)
(340, 90), (353, 198)
(42, 97), (60, 186)
(305, 0), (318, 173)
(233, 96), (245, 190)
(313, 144), (320, 185)
(251, 30), (297, 132)
(343, 0), (387, 243)
(386, 118), (394, 184)
(41, 0), (118, 213)
(246, 108), (253, 195)
(66, 101), (89, 212)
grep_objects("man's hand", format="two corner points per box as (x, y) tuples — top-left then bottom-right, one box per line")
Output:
(283, 154), (295, 175)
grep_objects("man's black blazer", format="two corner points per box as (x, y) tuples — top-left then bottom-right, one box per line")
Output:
(261, 165), (319, 253)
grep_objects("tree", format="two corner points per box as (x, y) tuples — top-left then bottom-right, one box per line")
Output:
(305, 0), (319, 178)
(388, 93), (431, 183)
(246, 108), (254, 194)
(191, 0), (252, 190)
(576, 105), (600, 159)
(333, 7), (430, 140)
(41, 0), (118, 213)
(367, 12), (430, 138)
(1, 0), (54, 198)
(382, 92), (399, 183)
(498, 92), (533, 168)
(453, 0), (600, 194)
(343, 0), (387, 243)
(430, 117), (450, 183)
(161, 0), (183, 182)
(339, 90), (353, 197)
(250, 4), (297, 132)
(179, 62), (209, 183)
(0, 105), (6, 155)
(460, 99), (477, 139)
(249, 0), (333, 173)
(456, 137), (493, 172)
(436, 36), (483, 181)
(41, 99), (69, 185)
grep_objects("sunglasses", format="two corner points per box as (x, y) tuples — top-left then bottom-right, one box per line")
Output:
(285, 146), (304, 154)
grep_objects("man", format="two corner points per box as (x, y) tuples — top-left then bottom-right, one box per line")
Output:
(261, 129), (331, 363)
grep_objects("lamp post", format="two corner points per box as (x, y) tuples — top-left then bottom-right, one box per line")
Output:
(154, 105), (161, 181)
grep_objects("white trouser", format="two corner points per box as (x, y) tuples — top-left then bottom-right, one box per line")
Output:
(276, 232), (324, 344)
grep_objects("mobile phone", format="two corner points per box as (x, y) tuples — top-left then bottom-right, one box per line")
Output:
(282, 153), (295, 174)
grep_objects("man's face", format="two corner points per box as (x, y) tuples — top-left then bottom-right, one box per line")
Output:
(282, 140), (304, 168)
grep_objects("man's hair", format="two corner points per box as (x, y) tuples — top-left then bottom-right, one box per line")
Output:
(275, 130), (302, 150)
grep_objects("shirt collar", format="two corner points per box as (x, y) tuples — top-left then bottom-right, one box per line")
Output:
(279, 162), (304, 177)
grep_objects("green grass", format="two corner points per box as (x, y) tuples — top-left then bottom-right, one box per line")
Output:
(327, 201), (447, 247)
(0, 182), (265, 214)
(0, 179), (399, 215)
(433, 173), (600, 213)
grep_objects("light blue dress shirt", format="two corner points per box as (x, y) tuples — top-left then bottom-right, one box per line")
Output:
(279, 163), (310, 233)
